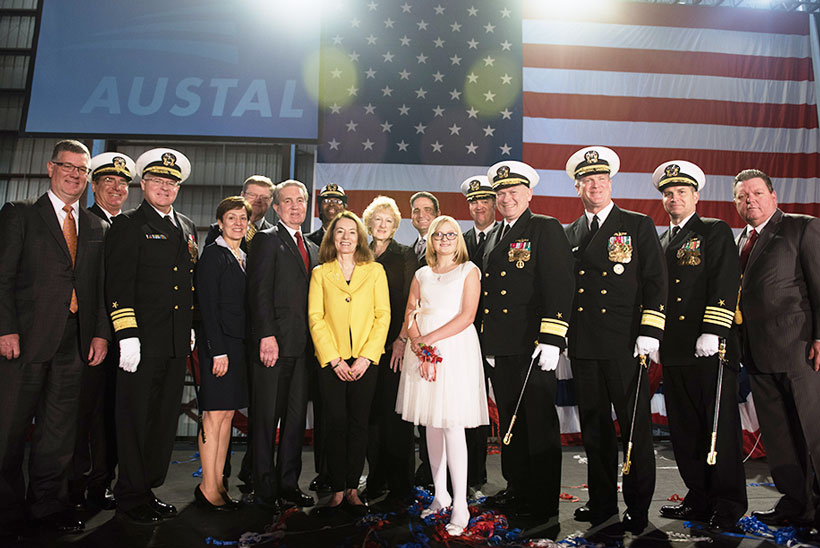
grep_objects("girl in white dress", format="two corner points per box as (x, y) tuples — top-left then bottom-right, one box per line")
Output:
(396, 215), (489, 536)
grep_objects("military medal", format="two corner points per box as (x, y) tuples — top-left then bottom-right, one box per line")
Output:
(188, 234), (198, 264)
(508, 240), (531, 269)
(613, 264), (624, 275)
(676, 238), (702, 266)
(607, 233), (632, 263)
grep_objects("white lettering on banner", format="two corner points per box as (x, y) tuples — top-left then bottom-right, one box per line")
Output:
(80, 77), (303, 118)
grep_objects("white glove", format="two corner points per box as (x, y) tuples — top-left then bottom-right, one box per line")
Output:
(695, 333), (720, 358)
(633, 336), (660, 358)
(532, 343), (560, 372)
(648, 349), (660, 364)
(485, 356), (495, 368)
(190, 328), (196, 352)
(119, 338), (141, 373)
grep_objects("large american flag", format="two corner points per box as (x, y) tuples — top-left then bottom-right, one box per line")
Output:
(315, 0), (819, 450)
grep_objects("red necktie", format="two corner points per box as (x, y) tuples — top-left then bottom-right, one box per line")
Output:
(62, 205), (78, 313)
(295, 231), (310, 272)
(740, 228), (758, 272)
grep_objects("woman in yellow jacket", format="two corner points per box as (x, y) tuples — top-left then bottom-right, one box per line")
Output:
(308, 211), (390, 513)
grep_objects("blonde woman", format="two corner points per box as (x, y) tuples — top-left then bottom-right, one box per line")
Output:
(396, 215), (488, 536)
(362, 196), (417, 502)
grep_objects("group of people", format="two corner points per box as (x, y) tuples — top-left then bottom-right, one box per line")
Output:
(1, 139), (820, 543)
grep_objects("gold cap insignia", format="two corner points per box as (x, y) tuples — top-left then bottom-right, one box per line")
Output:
(469, 179), (480, 191)
(113, 156), (126, 168)
(497, 165), (510, 179)
(326, 183), (338, 192)
(665, 164), (680, 178)
(584, 150), (599, 163)
(162, 152), (176, 167)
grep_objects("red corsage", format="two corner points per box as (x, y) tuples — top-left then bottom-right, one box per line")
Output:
(417, 343), (443, 382)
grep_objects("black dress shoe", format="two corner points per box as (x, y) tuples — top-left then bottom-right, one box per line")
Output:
(35, 511), (85, 534)
(87, 487), (117, 510)
(117, 504), (161, 524)
(622, 510), (648, 534)
(253, 493), (284, 512)
(194, 485), (236, 512)
(486, 489), (519, 509)
(796, 526), (820, 544)
(659, 502), (708, 521)
(221, 492), (242, 509)
(343, 499), (369, 517)
(707, 514), (740, 533)
(149, 496), (177, 518)
(280, 488), (315, 507)
(574, 504), (591, 522)
(752, 507), (799, 526)
(309, 474), (332, 492)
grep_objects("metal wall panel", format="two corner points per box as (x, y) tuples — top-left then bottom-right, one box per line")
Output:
(0, 94), (23, 130)
(0, 54), (29, 89)
(0, 0), (38, 9)
(0, 15), (34, 49)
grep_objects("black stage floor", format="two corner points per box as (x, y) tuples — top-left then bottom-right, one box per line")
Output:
(4, 441), (797, 548)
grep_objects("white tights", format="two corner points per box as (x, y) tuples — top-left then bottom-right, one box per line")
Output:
(426, 426), (469, 528)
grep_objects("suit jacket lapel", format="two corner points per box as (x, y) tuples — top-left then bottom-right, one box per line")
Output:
(325, 261), (351, 293)
(277, 222), (309, 278)
(746, 209), (782, 274)
(35, 194), (71, 262)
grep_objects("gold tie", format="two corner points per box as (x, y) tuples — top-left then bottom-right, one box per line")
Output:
(246, 222), (258, 243)
(62, 204), (78, 313)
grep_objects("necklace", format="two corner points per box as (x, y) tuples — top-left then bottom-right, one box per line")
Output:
(432, 261), (458, 281)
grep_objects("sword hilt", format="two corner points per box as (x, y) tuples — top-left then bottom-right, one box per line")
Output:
(622, 441), (633, 475)
(718, 340), (727, 362)
(639, 354), (647, 368)
(707, 432), (718, 466)
(503, 415), (517, 446)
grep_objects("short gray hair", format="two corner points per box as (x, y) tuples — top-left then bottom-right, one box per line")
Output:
(273, 179), (309, 204)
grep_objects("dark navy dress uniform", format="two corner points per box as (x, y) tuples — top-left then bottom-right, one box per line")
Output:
(564, 204), (667, 526)
(105, 200), (197, 512)
(659, 213), (746, 522)
(482, 207), (575, 518)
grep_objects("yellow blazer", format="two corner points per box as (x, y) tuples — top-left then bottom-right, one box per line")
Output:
(308, 260), (390, 366)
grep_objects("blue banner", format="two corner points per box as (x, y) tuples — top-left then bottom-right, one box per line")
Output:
(26, 0), (320, 140)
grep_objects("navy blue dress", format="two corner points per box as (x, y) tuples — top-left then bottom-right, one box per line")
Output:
(195, 242), (249, 411)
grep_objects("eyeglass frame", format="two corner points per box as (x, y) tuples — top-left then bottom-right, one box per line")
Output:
(142, 176), (181, 189)
(52, 161), (92, 176)
(98, 176), (130, 189)
(431, 231), (458, 241)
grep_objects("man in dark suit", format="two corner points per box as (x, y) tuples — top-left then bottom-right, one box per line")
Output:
(481, 161), (574, 530)
(563, 146), (666, 536)
(410, 191), (439, 268)
(459, 175), (497, 497)
(106, 148), (197, 524)
(69, 152), (136, 513)
(408, 190), (440, 485)
(732, 169), (820, 535)
(205, 175), (275, 250)
(0, 139), (110, 535)
(652, 161), (746, 532)
(246, 179), (319, 509)
(307, 183), (346, 247)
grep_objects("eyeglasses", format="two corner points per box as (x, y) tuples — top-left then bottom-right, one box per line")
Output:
(431, 231), (457, 241)
(143, 176), (180, 188)
(242, 191), (271, 202)
(100, 176), (129, 189)
(322, 198), (345, 206)
(52, 161), (91, 176)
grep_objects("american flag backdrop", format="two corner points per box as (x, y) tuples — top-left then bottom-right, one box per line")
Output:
(314, 0), (820, 453)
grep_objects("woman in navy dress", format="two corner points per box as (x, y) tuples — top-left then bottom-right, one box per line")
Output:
(194, 196), (251, 511)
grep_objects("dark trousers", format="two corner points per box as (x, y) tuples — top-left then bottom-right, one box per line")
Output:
(465, 358), (491, 489)
(749, 368), (820, 521)
(70, 349), (117, 498)
(114, 355), (187, 511)
(0, 315), (84, 522)
(571, 356), (656, 524)
(252, 355), (309, 498)
(663, 361), (747, 520)
(366, 348), (414, 496)
(319, 363), (378, 491)
(309, 356), (328, 480)
(491, 354), (561, 517)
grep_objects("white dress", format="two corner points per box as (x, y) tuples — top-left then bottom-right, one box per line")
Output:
(395, 262), (489, 429)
